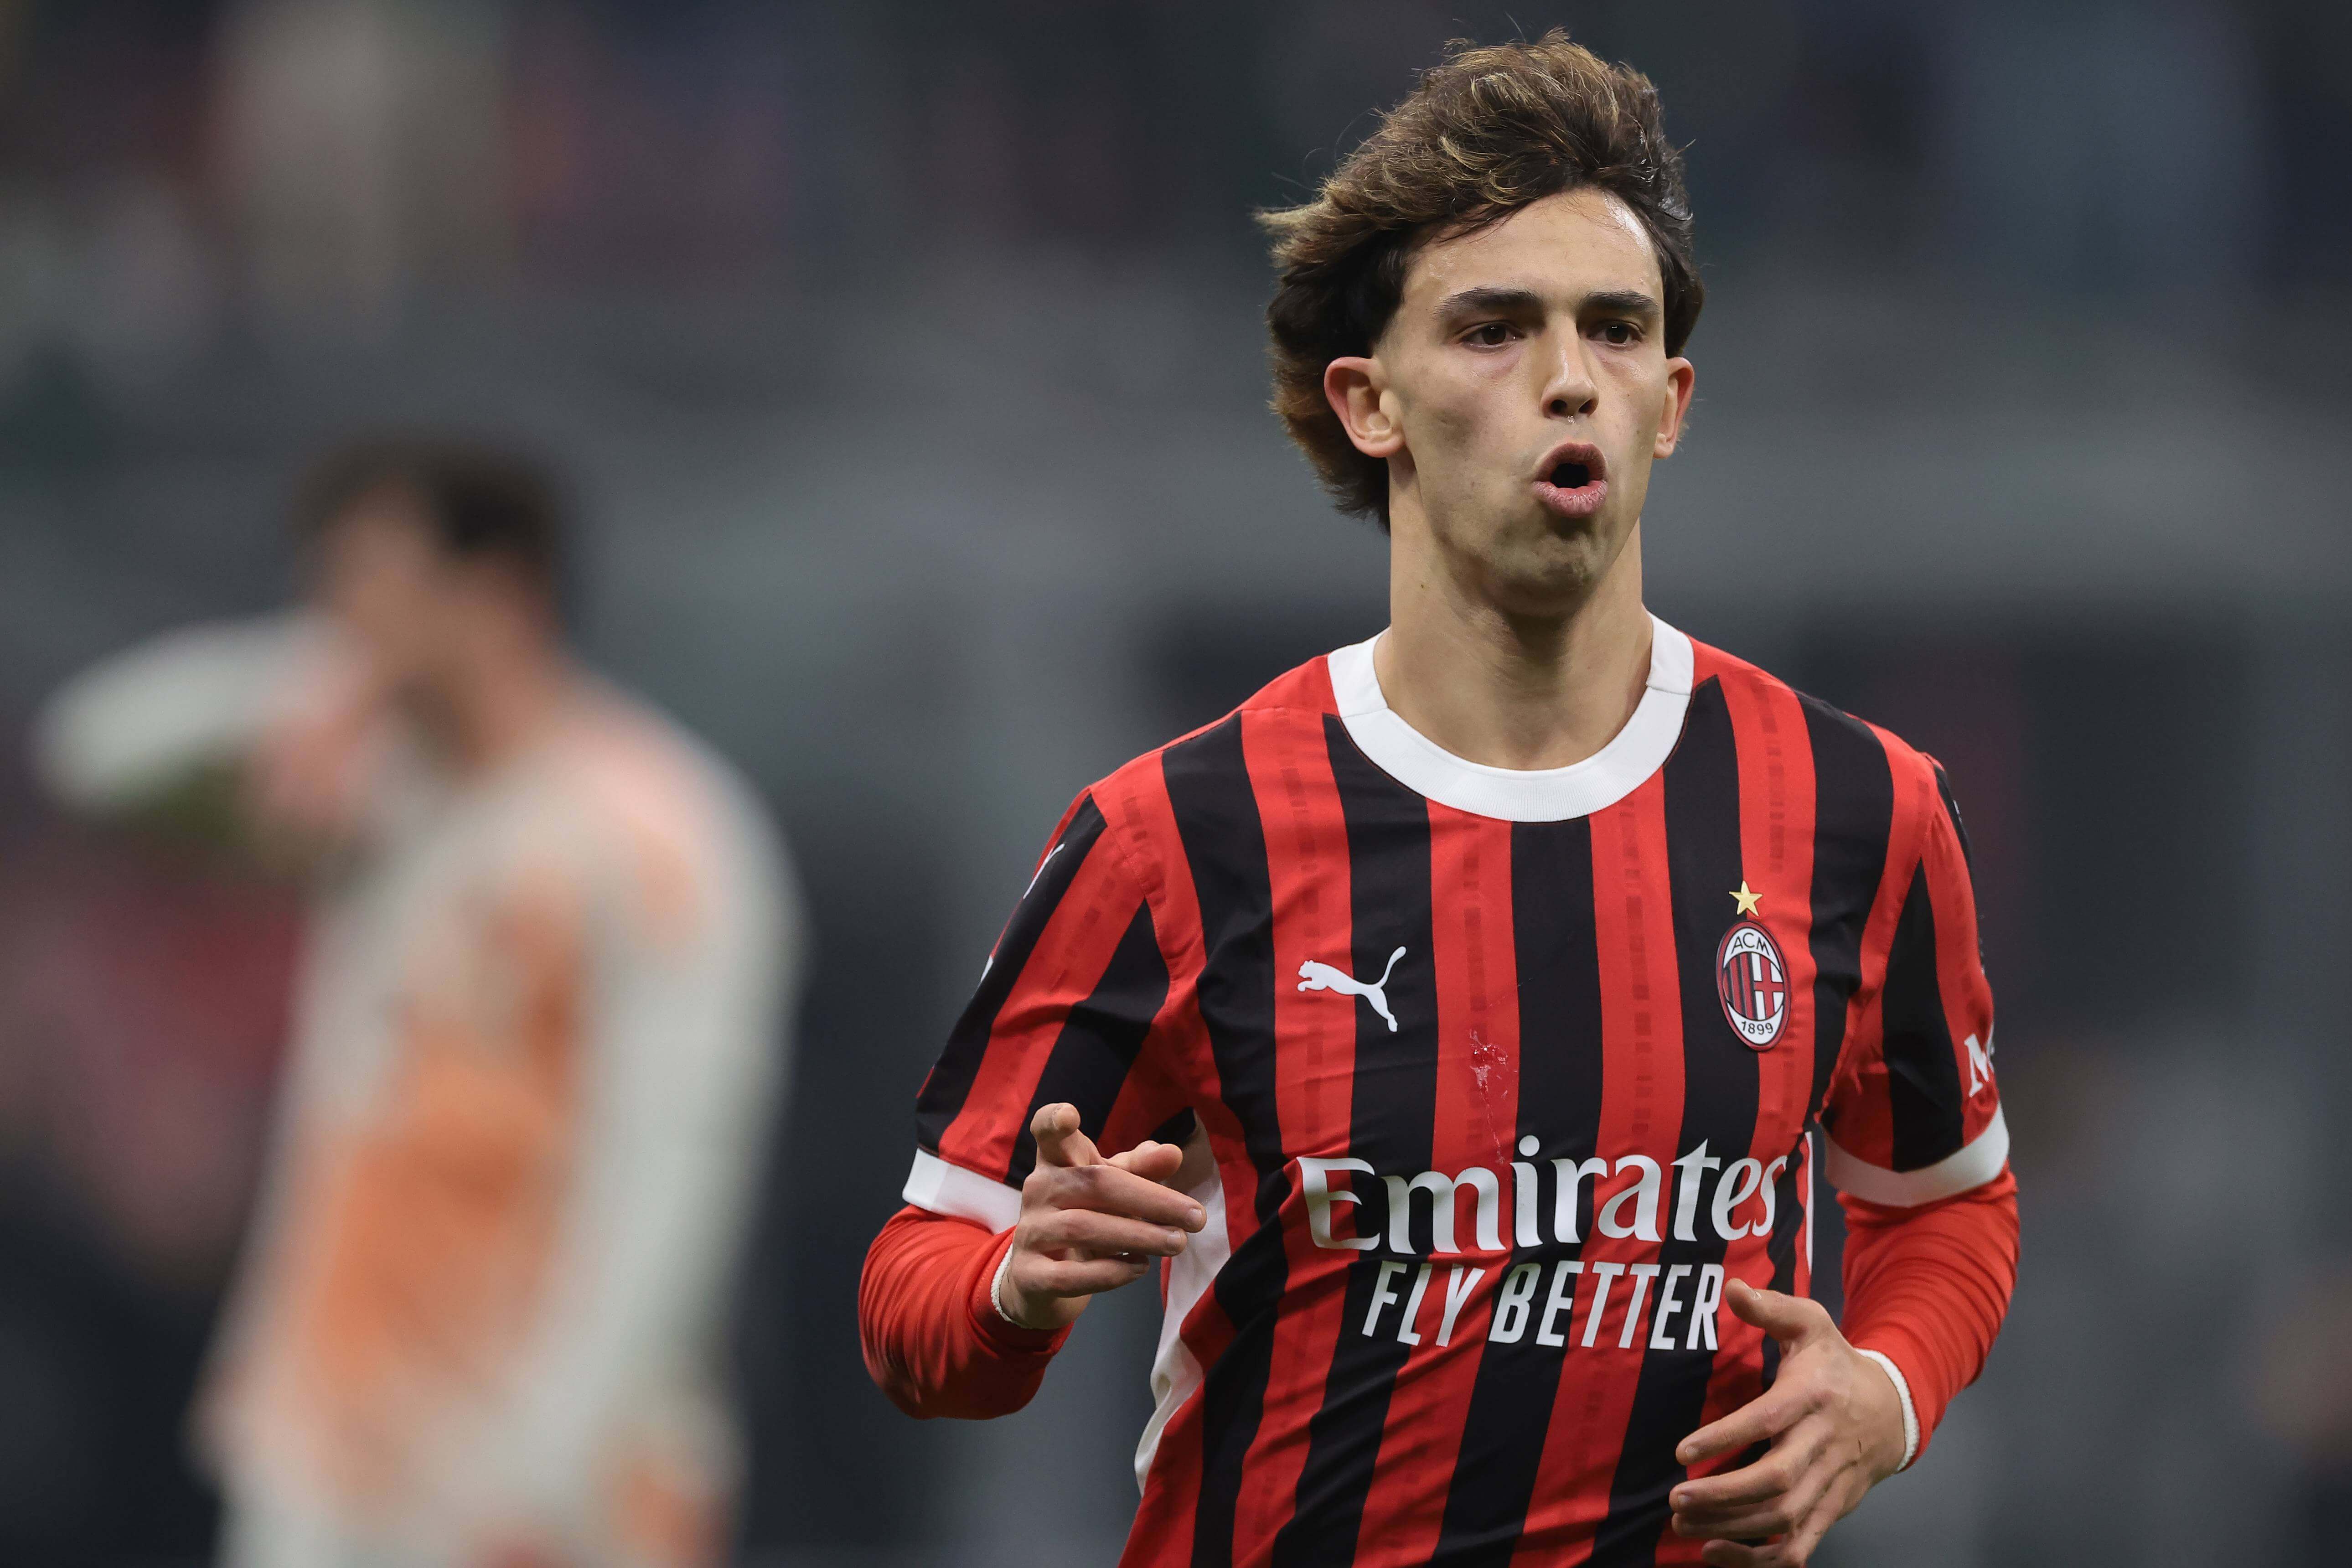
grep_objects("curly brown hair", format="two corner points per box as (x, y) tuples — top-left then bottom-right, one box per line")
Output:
(1261, 31), (1703, 527)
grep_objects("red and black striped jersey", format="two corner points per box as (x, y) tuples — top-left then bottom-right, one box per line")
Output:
(901, 617), (2007, 1567)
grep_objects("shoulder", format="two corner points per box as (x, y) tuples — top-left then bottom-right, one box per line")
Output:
(1070, 651), (1341, 869)
(1090, 649), (1338, 801)
(541, 687), (791, 950)
(1684, 634), (1946, 841)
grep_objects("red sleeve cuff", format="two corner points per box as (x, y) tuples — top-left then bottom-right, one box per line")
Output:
(860, 1205), (1069, 1420)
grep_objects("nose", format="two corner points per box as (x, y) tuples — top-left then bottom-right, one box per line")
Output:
(1541, 335), (1598, 420)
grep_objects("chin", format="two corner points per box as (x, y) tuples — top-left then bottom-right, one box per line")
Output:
(1485, 515), (1631, 612)
(1483, 547), (1605, 618)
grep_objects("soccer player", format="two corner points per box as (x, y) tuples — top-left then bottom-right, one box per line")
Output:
(859, 34), (2016, 1568)
(36, 440), (801, 1568)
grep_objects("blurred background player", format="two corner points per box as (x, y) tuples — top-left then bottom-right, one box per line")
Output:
(33, 438), (801, 1568)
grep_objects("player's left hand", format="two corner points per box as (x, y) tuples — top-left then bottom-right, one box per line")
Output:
(1666, 1278), (1907, 1566)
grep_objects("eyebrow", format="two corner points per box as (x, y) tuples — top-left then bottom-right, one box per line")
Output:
(1435, 285), (1663, 322)
(1582, 288), (1661, 321)
(1437, 285), (1545, 318)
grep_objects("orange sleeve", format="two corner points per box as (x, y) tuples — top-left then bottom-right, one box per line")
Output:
(1837, 1164), (2019, 1462)
(858, 1205), (1070, 1420)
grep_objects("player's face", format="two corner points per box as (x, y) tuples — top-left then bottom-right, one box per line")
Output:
(1347, 187), (1694, 615)
(311, 487), (467, 696)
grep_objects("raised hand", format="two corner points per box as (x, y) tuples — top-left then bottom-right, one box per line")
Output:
(1667, 1278), (1907, 1567)
(995, 1102), (1207, 1332)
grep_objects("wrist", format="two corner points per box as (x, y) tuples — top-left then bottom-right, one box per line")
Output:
(991, 1243), (1042, 1330)
(973, 1232), (1068, 1347)
(1854, 1347), (1919, 1472)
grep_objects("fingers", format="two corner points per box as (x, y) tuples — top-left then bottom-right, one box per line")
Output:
(1027, 1206), (1194, 1262)
(1680, 1419), (1874, 1568)
(1031, 1103), (1101, 1169)
(1062, 1162), (1207, 1230)
(1722, 1278), (1832, 1346)
(1027, 1153), (1206, 1233)
(1107, 1139), (1186, 1185)
(1678, 1383), (1806, 1466)
(1694, 1511), (1834, 1568)
(1673, 1468), (1830, 1546)
(1013, 1252), (1155, 1299)
(1698, 1534), (1810, 1568)
(1680, 1287), (1836, 1467)
(1672, 1424), (1819, 1515)
(1780, 1506), (1838, 1565)
(1028, 1110), (1204, 1230)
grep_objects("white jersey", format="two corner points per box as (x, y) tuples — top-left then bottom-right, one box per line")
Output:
(37, 620), (801, 1567)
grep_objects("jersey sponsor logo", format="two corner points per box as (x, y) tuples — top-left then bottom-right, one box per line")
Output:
(1299, 1138), (1786, 1257)
(1299, 1144), (1788, 1354)
(1297, 946), (1408, 1034)
(1716, 920), (1789, 1050)
(1353, 1256), (1734, 1354)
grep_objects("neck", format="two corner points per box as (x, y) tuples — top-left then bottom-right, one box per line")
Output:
(414, 636), (576, 775)
(1373, 519), (1651, 771)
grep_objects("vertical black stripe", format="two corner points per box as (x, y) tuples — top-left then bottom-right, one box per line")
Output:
(1268, 718), (1441, 1567)
(1782, 696), (1896, 1385)
(915, 797), (1108, 1150)
(1931, 762), (1975, 869)
(1595, 678), (1755, 1567)
(1881, 865), (1965, 1168)
(1758, 1126), (1808, 1298)
(1799, 697), (1895, 1124)
(1162, 717), (1284, 1568)
(1432, 817), (1605, 1565)
(1006, 903), (1173, 1183)
(1931, 761), (1993, 977)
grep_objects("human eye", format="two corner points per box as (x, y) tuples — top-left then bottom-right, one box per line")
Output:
(1461, 321), (1517, 348)
(1594, 319), (1643, 347)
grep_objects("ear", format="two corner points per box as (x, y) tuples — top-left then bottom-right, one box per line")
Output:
(1323, 356), (1405, 460)
(1653, 357), (1696, 460)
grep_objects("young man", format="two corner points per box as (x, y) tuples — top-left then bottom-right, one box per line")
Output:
(37, 441), (801, 1568)
(860, 34), (2016, 1568)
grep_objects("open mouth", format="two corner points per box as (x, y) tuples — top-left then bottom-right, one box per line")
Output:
(1533, 442), (1608, 518)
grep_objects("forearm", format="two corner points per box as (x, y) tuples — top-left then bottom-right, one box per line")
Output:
(1837, 1165), (2019, 1461)
(35, 618), (304, 809)
(859, 1205), (1068, 1420)
(499, 931), (794, 1521)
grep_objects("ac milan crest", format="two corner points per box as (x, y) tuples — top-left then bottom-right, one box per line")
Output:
(1716, 921), (1788, 1050)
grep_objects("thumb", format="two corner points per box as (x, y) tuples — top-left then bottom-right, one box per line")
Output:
(1723, 1277), (1824, 1346)
(1030, 1102), (1101, 1169)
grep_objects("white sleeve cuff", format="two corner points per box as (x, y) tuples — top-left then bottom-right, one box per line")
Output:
(1855, 1348), (1920, 1470)
(904, 1148), (1022, 1231)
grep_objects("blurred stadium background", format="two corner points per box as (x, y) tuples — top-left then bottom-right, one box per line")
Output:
(1, 1), (2348, 1563)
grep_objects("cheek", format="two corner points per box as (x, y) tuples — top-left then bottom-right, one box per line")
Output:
(335, 575), (441, 668)
(1407, 368), (1518, 474)
(1610, 362), (1671, 429)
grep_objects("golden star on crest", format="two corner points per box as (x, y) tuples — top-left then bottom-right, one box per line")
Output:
(1730, 881), (1763, 917)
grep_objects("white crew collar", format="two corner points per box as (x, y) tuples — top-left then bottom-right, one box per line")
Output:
(1323, 614), (1696, 823)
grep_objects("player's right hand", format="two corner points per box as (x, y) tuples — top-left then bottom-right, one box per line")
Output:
(996, 1102), (1206, 1332)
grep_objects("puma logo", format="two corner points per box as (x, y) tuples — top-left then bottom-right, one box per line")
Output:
(1297, 947), (1408, 1034)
